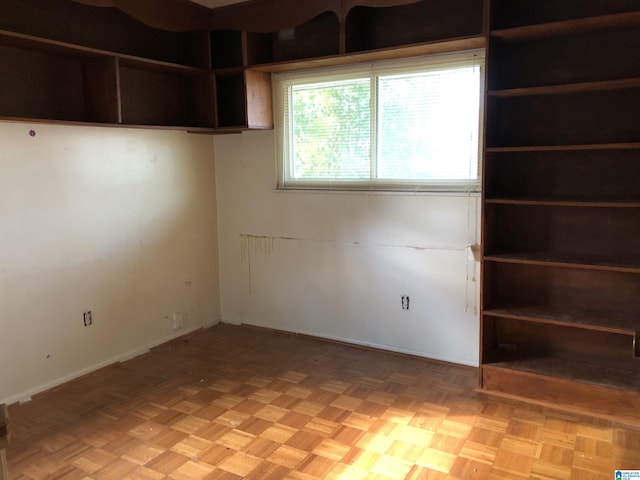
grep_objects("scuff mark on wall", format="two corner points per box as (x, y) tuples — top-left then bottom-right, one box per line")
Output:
(239, 232), (480, 297)
(465, 244), (480, 315)
(240, 234), (275, 293)
(242, 233), (465, 253)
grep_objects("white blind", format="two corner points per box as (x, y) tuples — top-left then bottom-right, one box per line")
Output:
(289, 78), (371, 179)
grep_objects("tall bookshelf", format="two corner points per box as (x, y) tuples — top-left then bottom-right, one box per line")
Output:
(480, 0), (640, 423)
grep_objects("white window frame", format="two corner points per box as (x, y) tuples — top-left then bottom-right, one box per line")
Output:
(274, 49), (485, 192)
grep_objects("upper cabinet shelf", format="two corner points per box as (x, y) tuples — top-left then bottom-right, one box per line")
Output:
(491, 12), (640, 41)
(211, 30), (243, 69)
(484, 149), (640, 203)
(484, 305), (640, 337)
(490, 0), (640, 30)
(0, 0), (487, 132)
(258, 12), (341, 64)
(486, 143), (640, 153)
(488, 78), (640, 97)
(0, 28), (215, 130)
(485, 198), (640, 208)
(249, 36), (485, 74)
(488, 26), (640, 91)
(486, 89), (640, 148)
(212, 11), (343, 69)
(0, 0), (210, 68)
(484, 253), (640, 274)
(345, 0), (483, 53)
(211, 0), (485, 71)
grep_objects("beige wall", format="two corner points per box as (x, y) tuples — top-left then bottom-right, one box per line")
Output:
(0, 121), (480, 404)
(0, 122), (220, 404)
(215, 131), (481, 366)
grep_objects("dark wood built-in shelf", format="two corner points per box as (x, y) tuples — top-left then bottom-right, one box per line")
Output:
(485, 198), (640, 208)
(473, 0), (640, 424)
(490, 12), (640, 41)
(487, 89), (640, 148)
(345, 0), (483, 52)
(486, 143), (640, 153)
(488, 78), (640, 97)
(484, 305), (640, 337)
(482, 31), (640, 413)
(0, 27), (216, 130)
(489, 0), (640, 30)
(481, 362), (640, 425)
(0, 0), (489, 133)
(249, 36), (485, 73)
(485, 359), (640, 391)
(484, 253), (640, 274)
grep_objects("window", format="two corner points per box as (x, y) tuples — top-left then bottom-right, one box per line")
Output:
(275, 49), (485, 191)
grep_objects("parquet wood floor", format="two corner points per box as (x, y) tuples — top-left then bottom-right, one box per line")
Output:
(5, 324), (640, 479)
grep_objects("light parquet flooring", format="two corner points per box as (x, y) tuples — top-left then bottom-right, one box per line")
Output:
(6, 324), (640, 479)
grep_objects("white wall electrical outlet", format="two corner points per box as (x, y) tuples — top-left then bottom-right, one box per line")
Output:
(172, 312), (184, 330)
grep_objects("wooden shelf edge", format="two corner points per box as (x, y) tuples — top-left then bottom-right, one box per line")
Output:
(482, 360), (640, 394)
(0, 116), (216, 134)
(484, 198), (640, 208)
(483, 307), (638, 337)
(213, 66), (245, 76)
(483, 254), (640, 274)
(0, 405), (7, 440)
(0, 28), (208, 75)
(249, 36), (485, 73)
(476, 386), (640, 428)
(491, 11), (640, 41)
(486, 143), (640, 153)
(122, 124), (216, 133)
(117, 56), (210, 76)
(0, 28), (105, 58)
(489, 77), (640, 97)
(211, 126), (273, 134)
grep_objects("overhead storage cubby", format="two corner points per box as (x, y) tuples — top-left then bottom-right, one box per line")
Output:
(0, 0), (490, 133)
(243, 12), (341, 65)
(119, 63), (215, 128)
(211, 29), (243, 68)
(0, 33), (120, 124)
(345, 0), (484, 52)
(0, 0), (215, 131)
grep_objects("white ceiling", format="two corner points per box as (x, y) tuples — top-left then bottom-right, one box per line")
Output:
(188, 0), (251, 8)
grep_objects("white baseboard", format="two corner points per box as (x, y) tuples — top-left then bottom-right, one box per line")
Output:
(2, 318), (221, 406)
(224, 318), (478, 368)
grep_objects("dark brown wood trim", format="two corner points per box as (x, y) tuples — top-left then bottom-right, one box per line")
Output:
(208, 0), (424, 33)
(71, 0), (211, 31)
(209, 0), (342, 33)
(237, 322), (477, 371)
(0, 404), (8, 448)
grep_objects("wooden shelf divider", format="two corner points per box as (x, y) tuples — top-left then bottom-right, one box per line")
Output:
(488, 77), (640, 97)
(484, 305), (640, 336)
(484, 253), (640, 274)
(486, 143), (640, 153)
(490, 11), (640, 41)
(484, 198), (640, 208)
